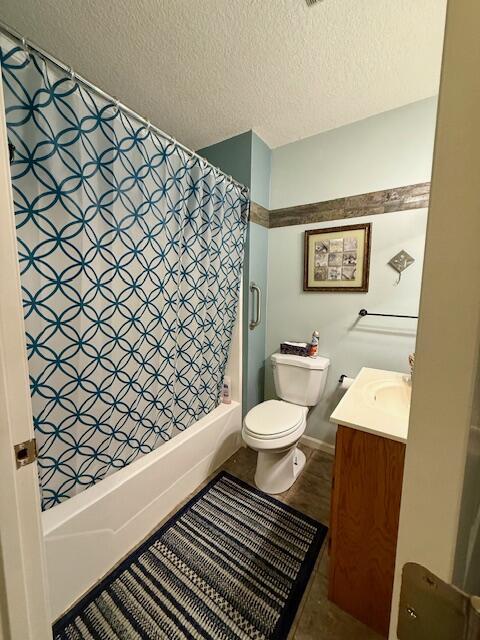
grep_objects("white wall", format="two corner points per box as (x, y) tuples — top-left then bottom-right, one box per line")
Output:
(265, 210), (428, 445)
(270, 98), (437, 210)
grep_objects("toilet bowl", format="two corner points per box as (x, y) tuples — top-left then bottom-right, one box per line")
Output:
(242, 352), (330, 494)
(243, 400), (308, 493)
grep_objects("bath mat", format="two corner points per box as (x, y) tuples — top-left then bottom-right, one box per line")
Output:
(53, 471), (328, 640)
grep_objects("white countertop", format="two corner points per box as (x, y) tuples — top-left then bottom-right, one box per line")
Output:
(330, 367), (411, 443)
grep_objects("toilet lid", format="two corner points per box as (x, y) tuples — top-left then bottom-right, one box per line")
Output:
(244, 400), (305, 439)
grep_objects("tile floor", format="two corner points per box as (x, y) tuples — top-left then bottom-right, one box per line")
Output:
(218, 444), (383, 640)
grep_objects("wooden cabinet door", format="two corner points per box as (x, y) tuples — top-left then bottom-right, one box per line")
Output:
(329, 425), (406, 637)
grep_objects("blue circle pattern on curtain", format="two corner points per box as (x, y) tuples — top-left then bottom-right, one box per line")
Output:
(0, 36), (248, 511)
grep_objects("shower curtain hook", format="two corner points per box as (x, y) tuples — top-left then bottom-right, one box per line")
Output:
(21, 37), (30, 61)
(68, 67), (76, 84)
(145, 119), (151, 133)
(112, 97), (120, 115)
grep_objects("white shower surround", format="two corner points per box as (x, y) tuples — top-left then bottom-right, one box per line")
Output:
(42, 308), (243, 621)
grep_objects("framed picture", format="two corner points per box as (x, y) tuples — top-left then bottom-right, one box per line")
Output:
(303, 223), (371, 292)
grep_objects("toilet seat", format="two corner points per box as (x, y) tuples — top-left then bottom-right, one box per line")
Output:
(243, 400), (306, 440)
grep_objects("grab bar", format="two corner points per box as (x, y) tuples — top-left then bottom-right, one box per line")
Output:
(249, 283), (261, 330)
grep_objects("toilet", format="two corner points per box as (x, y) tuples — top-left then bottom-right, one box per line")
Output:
(242, 352), (330, 494)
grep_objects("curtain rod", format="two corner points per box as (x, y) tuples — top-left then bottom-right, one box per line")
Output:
(0, 20), (250, 197)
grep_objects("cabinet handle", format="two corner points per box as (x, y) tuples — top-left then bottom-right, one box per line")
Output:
(249, 282), (261, 330)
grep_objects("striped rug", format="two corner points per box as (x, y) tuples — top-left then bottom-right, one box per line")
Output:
(53, 472), (328, 640)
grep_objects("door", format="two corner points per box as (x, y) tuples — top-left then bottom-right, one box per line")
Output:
(0, 79), (51, 640)
(390, 0), (480, 637)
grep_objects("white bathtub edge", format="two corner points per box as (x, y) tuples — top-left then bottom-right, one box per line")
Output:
(42, 402), (239, 536)
(44, 401), (242, 620)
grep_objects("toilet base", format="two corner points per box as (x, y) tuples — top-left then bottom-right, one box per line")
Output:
(254, 446), (306, 494)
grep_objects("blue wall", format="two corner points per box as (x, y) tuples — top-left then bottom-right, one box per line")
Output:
(197, 131), (252, 189)
(197, 130), (272, 205)
(199, 100), (437, 433)
(247, 133), (271, 411)
(198, 131), (272, 415)
(270, 97), (437, 209)
(251, 133), (271, 209)
(266, 98), (437, 445)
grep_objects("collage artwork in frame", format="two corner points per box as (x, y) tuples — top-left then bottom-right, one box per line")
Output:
(303, 223), (371, 292)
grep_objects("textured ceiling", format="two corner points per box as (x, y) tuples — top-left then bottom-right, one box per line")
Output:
(0, 0), (446, 149)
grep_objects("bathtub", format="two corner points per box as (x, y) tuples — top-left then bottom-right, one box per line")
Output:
(42, 400), (243, 620)
(41, 292), (243, 620)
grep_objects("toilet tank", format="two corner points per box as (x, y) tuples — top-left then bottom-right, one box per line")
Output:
(271, 353), (330, 407)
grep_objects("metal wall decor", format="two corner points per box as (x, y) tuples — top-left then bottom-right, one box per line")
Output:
(389, 250), (415, 283)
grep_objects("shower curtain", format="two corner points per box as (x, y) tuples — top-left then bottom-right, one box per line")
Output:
(0, 34), (248, 511)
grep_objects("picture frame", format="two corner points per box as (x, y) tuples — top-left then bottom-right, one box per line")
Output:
(303, 223), (371, 292)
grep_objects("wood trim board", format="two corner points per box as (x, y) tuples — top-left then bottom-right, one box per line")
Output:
(249, 182), (430, 229)
(249, 202), (270, 227)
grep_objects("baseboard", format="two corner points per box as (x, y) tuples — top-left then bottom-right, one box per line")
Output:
(300, 434), (335, 456)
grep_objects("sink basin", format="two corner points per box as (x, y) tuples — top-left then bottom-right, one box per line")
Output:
(363, 378), (411, 419)
(330, 368), (412, 443)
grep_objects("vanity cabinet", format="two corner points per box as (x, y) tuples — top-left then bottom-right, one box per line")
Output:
(328, 424), (406, 637)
